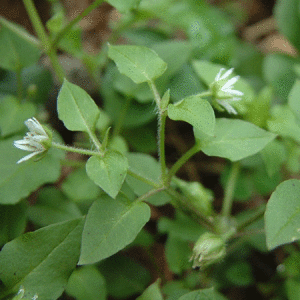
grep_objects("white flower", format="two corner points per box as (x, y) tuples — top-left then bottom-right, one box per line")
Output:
(211, 68), (243, 115)
(14, 117), (52, 164)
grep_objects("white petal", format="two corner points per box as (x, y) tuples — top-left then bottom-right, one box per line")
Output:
(17, 152), (41, 164)
(219, 68), (234, 81)
(217, 100), (237, 115)
(25, 118), (47, 136)
(227, 89), (244, 96)
(221, 76), (239, 90)
(215, 68), (226, 81)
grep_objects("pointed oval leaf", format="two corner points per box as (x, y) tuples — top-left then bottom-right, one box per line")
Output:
(136, 279), (163, 300)
(86, 150), (128, 199)
(0, 17), (41, 71)
(79, 195), (150, 264)
(57, 79), (100, 132)
(0, 218), (84, 300)
(108, 45), (167, 84)
(194, 118), (276, 161)
(265, 179), (300, 250)
(168, 95), (215, 136)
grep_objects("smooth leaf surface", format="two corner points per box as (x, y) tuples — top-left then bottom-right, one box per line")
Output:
(86, 150), (128, 199)
(79, 195), (150, 264)
(0, 96), (36, 137)
(108, 44), (167, 84)
(28, 187), (82, 227)
(265, 179), (300, 250)
(0, 202), (27, 247)
(194, 118), (276, 161)
(126, 153), (170, 206)
(98, 254), (151, 298)
(275, 0), (300, 52)
(179, 288), (228, 300)
(57, 79), (100, 133)
(0, 17), (40, 71)
(62, 168), (101, 202)
(136, 279), (163, 300)
(0, 137), (64, 204)
(288, 79), (300, 119)
(168, 95), (215, 136)
(66, 266), (106, 300)
(0, 218), (84, 300)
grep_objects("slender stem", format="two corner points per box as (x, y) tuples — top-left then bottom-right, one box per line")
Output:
(237, 204), (266, 231)
(148, 79), (161, 108)
(221, 162), (240, 218)
(166, 187), (215, 231)
(195, 91), (212, 98)
(159, 110), (168, 182)
(53, 0), (105, 47)
(127, 169), (160, 189)
(135, 187), (166, 203)
(23, 0), (65, 83)
(87, 129), (102, 151)
(166, 144), (200, 184)
(52, 142), (103, 157)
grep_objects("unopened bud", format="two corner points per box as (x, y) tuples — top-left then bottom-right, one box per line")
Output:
(190, 232), (226, 269)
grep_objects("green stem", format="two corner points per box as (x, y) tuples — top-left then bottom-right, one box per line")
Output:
(52, 142), (103, 157)
(135, 187), (166, 203)
(87, 129), (102, 151)
(221, 162), (240, 218)
(53, 0), (105, 47)
(166, 187), (215, 231)
(195, 91), (212, 98)
(23, 0), (65, 83)
(148, 79), (161, 108)
(127, 169), (160, 189)
(166, 144), (200, 184)
(237, 204), (266, 231)
(159, 110), (168, 182)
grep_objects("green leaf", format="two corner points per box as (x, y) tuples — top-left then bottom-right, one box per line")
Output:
(194, 118), (276, 161)
(0, 136), (64, 204)
(136, 279), (163, 300)
(0, 95), (36, 137)
(108, 44), (167, 84)
(86, 150), (128, 199)
(126, 153), (170, 206)
(165, 236), (191, 274)
(0, 202), (27, 247)
(27, 187), (82, 227)
(275, 0), (300, 52)
(285, 278), (300, 300)
(168, 95), (215, 136)
(66, 266), (106, 300)
(98, 254), (151, 299)
(288, 79), (300, 119)
(62, 168), (101, 202)
(225, 262), (254, 286)
(263, 53), (297, 101)
(265, 179), (300, 250)
(0, 218), (84, 300)
(0, 17), (41, 71)
(57, 79), (100, 133)
(79, 195), (150, 264)
(179, 288), (228, 300)
(107, 0), (141, 13)
(267, 105), (300, 143)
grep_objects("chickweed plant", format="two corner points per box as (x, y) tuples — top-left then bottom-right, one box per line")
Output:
(1, 0), (300, 299)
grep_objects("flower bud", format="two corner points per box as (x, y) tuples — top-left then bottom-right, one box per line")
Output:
(190, 232), (226, 269)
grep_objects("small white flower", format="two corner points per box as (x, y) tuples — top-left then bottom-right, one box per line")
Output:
(14, 117), (52, 164)
(211, 68), (243, 115)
